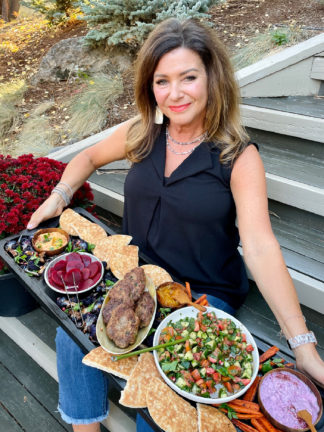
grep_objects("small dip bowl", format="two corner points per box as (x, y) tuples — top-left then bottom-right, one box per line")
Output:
(258, 368), (323, 432)
(156, 281), (188, 308)
(32, 228), (69, 256)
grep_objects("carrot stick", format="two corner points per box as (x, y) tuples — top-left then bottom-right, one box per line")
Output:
(259, 346), (279, 363)
(227, 402), (260, 414)
(243, 376), (261, 401)
(200, 299), (209, 306)
(258, 415), (280, 432)
(284, 362), (295, 368)
(231, 419), (258, 432)
(194, 294), (206, 304)
(185, 281), (192, 300)
(235, 413), (264, 419)
(251, 418), (268, 432)
(229, 399), (260, 411)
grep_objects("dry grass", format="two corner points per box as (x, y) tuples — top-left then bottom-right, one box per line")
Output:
(232, 24), (310, 70)
(0, 79), (27, 138)
(65, 74), (123, 140)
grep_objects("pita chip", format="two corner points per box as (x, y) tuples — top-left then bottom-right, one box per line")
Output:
(140, 264), (173, 288)
(197, 403), (236, 432)
(146, 377), (198, 432)
(110, 245), (139, 279)
(119, 353), (160, 408)
(82, 347), (138, 380)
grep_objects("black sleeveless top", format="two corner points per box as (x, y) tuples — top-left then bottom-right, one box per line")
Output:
(123, 127), (249, 309)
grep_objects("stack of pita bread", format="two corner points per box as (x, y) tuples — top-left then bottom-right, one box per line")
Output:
(83, 348), (236, 432)
(59, 209), (173, 286)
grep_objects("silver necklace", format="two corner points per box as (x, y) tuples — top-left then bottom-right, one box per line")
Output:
(166, 139), (200, 155)
(166, 127), (208, 146)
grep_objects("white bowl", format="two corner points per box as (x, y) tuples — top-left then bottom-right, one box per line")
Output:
(44, 252), (104, 295)
(153, 306), (259, 404)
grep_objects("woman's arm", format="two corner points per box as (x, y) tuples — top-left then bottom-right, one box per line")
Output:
(27, 119), (134, 229)
(231, 145), (324, 387)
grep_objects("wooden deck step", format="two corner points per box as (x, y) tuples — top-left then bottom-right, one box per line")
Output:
(0, 310), (136, 432)
(243, 96), (324, 119)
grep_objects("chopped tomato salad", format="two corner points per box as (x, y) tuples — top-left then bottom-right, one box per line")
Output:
(158, 311), (254, 398)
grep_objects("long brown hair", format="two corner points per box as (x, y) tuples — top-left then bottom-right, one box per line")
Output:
(126, 18), (249, 165)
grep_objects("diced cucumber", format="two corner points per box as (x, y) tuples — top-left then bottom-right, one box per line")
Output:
(184, 351), (194, 361)
(181, 330), (189, 337)
(224, 360), (230, 367)
(174, 344), (183, 352)
(197, 330), (203, 338)
(191, 360), (198, 367)
(199, 367), (206, 377)
(192, 346), (199, 353)
(189, 332), (197, 340)
(219, 388), (228, 398)
(205, 340), (216, 350)
(175, 377), (187, 389)
(181, 321), (189, 327)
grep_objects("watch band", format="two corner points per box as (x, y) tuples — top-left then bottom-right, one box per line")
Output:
(287, 331), (317, 350)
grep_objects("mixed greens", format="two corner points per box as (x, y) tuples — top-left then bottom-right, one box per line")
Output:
(157, 311), (254, 399)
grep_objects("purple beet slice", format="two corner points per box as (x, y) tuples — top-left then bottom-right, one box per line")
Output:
(65, 252), (82, 263)
(52, 259), (67, 272)
(51, 269), (65, 287)
(49, 274), (62, 290)
(81, 267), (90, 281)
(78, 278), (94, 291)
(88, 261), (101, 278)
(92, 271), (102, 284)
(64, 268), (82, 286)
(81, 254), (92, 267)
(66, 259), (84, 273)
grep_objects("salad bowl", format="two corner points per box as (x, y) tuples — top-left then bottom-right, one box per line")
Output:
(153, 306), (259, 404)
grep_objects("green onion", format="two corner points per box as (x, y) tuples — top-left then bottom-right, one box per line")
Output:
(111, 337), (190, 361)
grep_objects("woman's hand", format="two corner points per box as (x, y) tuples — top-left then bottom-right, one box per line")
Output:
(27, 193), (65, 230)
(294, 343), (324, 388)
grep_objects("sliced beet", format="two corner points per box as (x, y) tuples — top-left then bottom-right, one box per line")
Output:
(81, 267), (90, 281)
(51, 269), (65, 287)
(49, 275), (62, 290)
(53, 259), (67, 272)
(81, 254), (92, 267)
(78, 278), (94, 291)
(66, 252), (82, 263)
(66, 260), (84, 273)
(88, 261), (101, 278)
(64, 268), (82, 287)
(92, 271), (102, 284)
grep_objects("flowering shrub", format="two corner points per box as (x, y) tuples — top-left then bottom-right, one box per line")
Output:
(0, 154), (95, 273)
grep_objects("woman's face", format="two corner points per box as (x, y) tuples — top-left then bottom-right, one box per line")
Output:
(152, 47), (208, 129)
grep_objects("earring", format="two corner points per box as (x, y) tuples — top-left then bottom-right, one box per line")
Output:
(154, 106), (163, 124)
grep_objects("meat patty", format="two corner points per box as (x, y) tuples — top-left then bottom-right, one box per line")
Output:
(106, 305), (140, 348)
(135, 291), (155, 328)
(102, 299), (123, 324)
(123, 267), (146, 302)
(108, 279), (134, 306)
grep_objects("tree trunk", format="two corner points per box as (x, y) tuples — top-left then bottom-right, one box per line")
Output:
(1, 0), (20, 21)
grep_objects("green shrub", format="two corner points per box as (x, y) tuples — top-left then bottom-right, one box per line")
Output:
(80, 0), (220, 51)
(271, 30), (289, 46)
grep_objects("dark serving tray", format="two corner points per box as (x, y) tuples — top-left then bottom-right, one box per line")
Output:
(1, 207), (323, 432)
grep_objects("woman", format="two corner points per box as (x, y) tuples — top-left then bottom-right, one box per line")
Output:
(27, 18), (324, 432)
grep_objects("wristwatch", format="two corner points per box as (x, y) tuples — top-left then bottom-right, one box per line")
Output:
(287, 331), (317, 350)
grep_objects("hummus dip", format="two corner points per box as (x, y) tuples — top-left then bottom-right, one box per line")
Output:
(259, 370), (320, 429)
(34, 232), (67, 252)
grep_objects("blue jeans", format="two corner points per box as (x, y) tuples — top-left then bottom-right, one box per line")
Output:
(56, 296), (236, 428)
(56, 327), (109, 424)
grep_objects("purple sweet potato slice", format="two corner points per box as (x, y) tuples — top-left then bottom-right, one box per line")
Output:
(81, 267), (90, 281)
(81, 254), (92, 267)
(66, 252), (82, 263)
(52, 259), (67, 272)
(78, 278), (94, 291)
(88, 261), (101, 278)
(66, 260), (84, 273)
